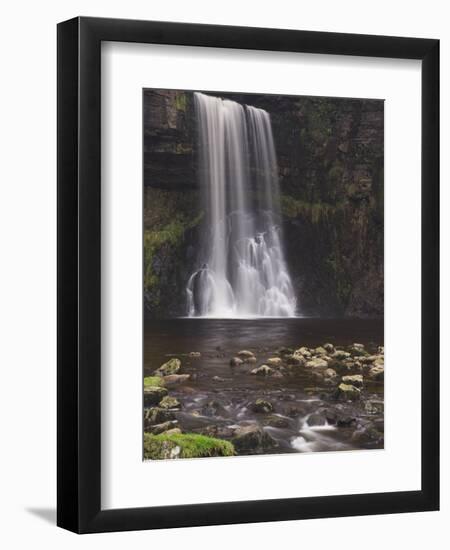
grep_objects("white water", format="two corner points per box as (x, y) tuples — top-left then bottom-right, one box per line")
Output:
(187, 92), (297, 318)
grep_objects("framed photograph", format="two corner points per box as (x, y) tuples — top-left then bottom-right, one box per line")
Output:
(57, 17), (439, 533)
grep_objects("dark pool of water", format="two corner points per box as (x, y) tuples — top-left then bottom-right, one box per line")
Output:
(144, 318), (384, 455)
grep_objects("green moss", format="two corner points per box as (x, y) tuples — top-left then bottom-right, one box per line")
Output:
(325, 254), (352, 306)
(143, 187), (204, 296)
(281, 195), (346, 224)
(144, 376), (165, 388)
(175, 92), (186, 111)
(144, 433), (235, 460)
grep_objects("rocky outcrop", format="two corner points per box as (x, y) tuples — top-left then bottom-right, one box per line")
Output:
(143, 89), (384, 318)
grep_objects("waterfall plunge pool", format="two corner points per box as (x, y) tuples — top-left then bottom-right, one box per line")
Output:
(144, 317), (384, 456)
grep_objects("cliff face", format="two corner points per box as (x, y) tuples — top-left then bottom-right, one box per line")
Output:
(143, 89), (384, 318)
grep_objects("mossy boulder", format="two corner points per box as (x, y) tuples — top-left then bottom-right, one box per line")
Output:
(144, 407), (175, 427)
(143, 386), (168, 407)
(334, 383), (361, 401)
(159, 396), (181, 410)
(144, 376), (165, 388)
(143, 433), (235, 459)
(154, 358), (181, 376)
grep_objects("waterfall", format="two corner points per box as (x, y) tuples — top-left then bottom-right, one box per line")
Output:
(186, 92), (297, 318)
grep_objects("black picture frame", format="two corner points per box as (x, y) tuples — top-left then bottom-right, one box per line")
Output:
(57, 16), (439, 533)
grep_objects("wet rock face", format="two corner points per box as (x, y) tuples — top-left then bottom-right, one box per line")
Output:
(143, 90), (384, 318)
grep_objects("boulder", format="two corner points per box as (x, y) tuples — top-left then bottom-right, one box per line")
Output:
(305, 358), (328, 369)
(237, 350), (255, 359)
(144, 407), (175, 426)
(323, 343), (335, 354)
(314, 346), (327, 356)
(154, 358), (181, 377)
(230, 356), (244, 367)
(250, 399), (274, 414)
(266, 357), (282, 367)
(368, 365), (384, 381)
(295, 347), (311, 358)
(352, 425), (384, 447)
(163, 374), (190, 386)
(334, 383), (361, 401)
(244, 356), (257, 364)
(324, 368), (338, 379)
(146, 420), (179, 435)
(342, 374), (363, 388)
(285, 354), (306, 367)
(159, 396), (181, 410)
(348, 343), (366, 355)
(143, 386), (168, 407)
(333, 350), (351, 361)
(307, 413), (327, 427)
(232, 424), (277, 453)
(143, 433), (235, 459)
(251, 365), (274, 376)
(189, 351), (201, 358)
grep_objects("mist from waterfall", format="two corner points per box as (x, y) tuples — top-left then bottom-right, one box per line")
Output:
(186, 92), (297, 318)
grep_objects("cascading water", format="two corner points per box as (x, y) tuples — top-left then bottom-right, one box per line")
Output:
(186, 92), (297, 318)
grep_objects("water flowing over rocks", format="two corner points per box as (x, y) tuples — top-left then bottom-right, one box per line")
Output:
(143, 334), (384, 459)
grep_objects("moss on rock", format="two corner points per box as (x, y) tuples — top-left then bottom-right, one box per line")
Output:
(143, 433), (235, 460)
(143, 376), (165, 388)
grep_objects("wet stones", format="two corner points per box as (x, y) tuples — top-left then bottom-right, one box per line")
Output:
(146, 420), (179, 435)
(154, 358), (181, 376)
(144, 407), (175, 427)
(323, 343), (335, 354)
(266, 357), (282, 367)
(232, 424), (277, 453)
(251, 365), (274, 376)
(263, 414), (290, 428)
(341, 374), (363, 388)
(305, 357), (328, 369)
(143, 386), (168, 407)
(334, 383), (361, 401)
(159, 396), (181, 410)
(250, 399), (274, 414)
(332, 350), (351, 361)
(230, 356), (244, 367)
(368, 364), (384, 381)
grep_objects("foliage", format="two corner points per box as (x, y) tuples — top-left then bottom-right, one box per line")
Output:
(143, 433), (235, 459)
(281, 195), (346, 224)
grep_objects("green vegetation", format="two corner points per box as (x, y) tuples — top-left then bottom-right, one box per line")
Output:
(144, 433), (235, 460)
(281, 195), (346, 224)
(143, 187), (203, 295)
(143, 376), (165, 388)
